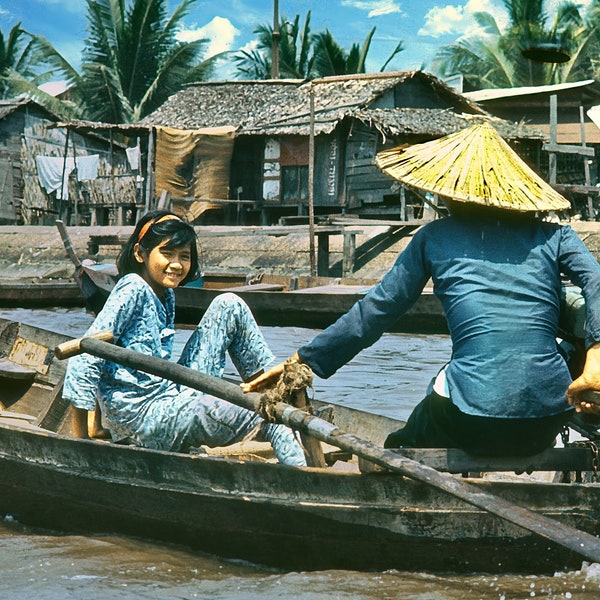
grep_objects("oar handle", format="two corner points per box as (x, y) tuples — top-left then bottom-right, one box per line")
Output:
(55, 219), (82, 268)
(55, 330), (114, 360)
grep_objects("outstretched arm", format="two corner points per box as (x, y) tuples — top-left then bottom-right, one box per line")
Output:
(567, 342), (600, 413)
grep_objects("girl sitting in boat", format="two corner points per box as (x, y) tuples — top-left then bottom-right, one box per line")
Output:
(62, 210), (306, 466)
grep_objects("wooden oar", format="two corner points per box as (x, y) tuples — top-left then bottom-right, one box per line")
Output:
(56, 219), (82, 268)
(56, 334), (600, 564)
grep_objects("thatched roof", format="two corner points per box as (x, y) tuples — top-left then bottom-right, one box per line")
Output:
(139, 71), (539, 139)
(50, 119), (151, 136)
(375, 121), (570, 212)
(240, 71), (484, 136)
(56, 71), (541, 142)
(354, 108), (544, 141)
(141, 79), (302, 131)
(0, 97), (64, 123)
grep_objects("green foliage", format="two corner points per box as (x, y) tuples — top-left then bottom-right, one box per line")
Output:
(312, 27), (375, 77)
(0, 22), (55, 100)
(234, 12), (403, 80)
(31, 0), (218, 123)
(432, 0), (600, 89)
(234, 12), (314, 79)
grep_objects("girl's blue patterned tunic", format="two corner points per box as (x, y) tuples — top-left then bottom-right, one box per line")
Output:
(63, 273), (305, 466)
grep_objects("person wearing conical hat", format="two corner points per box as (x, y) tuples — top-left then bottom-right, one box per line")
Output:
(244, 122), (600, 455)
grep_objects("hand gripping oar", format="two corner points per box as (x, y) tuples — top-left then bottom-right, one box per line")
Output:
(56, 334), (600, 564)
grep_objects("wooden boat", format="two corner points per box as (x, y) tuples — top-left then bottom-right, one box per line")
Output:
(176, 274), (446, 333)
(0, 278), (83, 308)
(2, 316), (600, 573)
(56, 221), (447, 333)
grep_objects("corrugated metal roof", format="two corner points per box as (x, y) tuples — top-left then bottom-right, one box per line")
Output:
(464, 80), (595, 102)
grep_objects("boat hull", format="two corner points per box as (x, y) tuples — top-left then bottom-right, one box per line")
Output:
(70, 262), (449, 333)
(175, 285), (447, 333)
(0, 421), (598, 573)
(0, 280), (84, 307)
(0, 316), (597, 574)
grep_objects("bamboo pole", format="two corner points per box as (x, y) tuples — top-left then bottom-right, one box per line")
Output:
(308, 84), (316, 276)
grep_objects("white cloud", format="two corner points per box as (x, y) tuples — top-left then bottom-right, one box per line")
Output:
(177, 16), (240, 58)
(545, 0), (593, 16)
(417, 0), (594, 40)
(341, 0), (403, 18)
(418, 0), (506, 38)
(238, 39), (260, 54)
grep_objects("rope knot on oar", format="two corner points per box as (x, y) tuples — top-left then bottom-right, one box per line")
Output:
(257, 358), (313, 422)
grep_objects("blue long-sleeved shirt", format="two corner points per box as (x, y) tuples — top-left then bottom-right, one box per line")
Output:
(298, 214), (600, 418)
(63, 273), (178, 443)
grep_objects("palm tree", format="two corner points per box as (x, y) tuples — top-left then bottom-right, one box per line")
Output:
(235, 12), (404, 80)
(312, 28), (375, 77)
(33, 0), (218, 123)
(550, 1), (600, 84)
(432, 0), (599, 89)
(0, 22), (55, 100)
(432, 12), (520, 89)
(234, 12), (313, 79)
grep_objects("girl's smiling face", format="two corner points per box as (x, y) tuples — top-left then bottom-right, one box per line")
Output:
(134, 239), (191, 296)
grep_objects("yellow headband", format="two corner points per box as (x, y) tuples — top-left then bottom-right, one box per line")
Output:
(137, 214), (182, 243)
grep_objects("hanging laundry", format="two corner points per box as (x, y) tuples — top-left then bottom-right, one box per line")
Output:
(35, 156), (75, 199)
(75, 154), (99, 181)
(126, 146), (141, 171)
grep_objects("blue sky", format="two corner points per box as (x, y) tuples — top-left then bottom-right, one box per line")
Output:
(0, 0), (584, 79)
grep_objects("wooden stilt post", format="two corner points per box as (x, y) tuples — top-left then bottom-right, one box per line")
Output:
(342, 231), (356, 278)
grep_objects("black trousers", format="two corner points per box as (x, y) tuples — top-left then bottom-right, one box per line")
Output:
(384, 391), (573, 456)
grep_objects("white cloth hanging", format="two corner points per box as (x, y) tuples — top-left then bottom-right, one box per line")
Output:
(126, 146), (141, 170)
(35, 156), (75, 199)
(74, 154), (99, 181)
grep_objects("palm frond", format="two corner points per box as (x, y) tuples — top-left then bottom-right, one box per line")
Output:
(380, 41), (404, 72)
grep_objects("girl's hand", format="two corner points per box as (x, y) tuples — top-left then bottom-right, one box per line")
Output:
(241, 352), (300, 393)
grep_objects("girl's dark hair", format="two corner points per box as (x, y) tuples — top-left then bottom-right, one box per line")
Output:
(117, 210), (201, 285)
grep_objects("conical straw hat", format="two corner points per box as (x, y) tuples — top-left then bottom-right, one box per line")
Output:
(375, 121), (570, 212)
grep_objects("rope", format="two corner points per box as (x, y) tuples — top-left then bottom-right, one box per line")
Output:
(257, 358), (314, 422)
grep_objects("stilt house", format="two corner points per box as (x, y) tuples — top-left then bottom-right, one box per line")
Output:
(142, 71), (544, 225)
(0, 98), (138, 225)
(465, 80), (600, 219)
